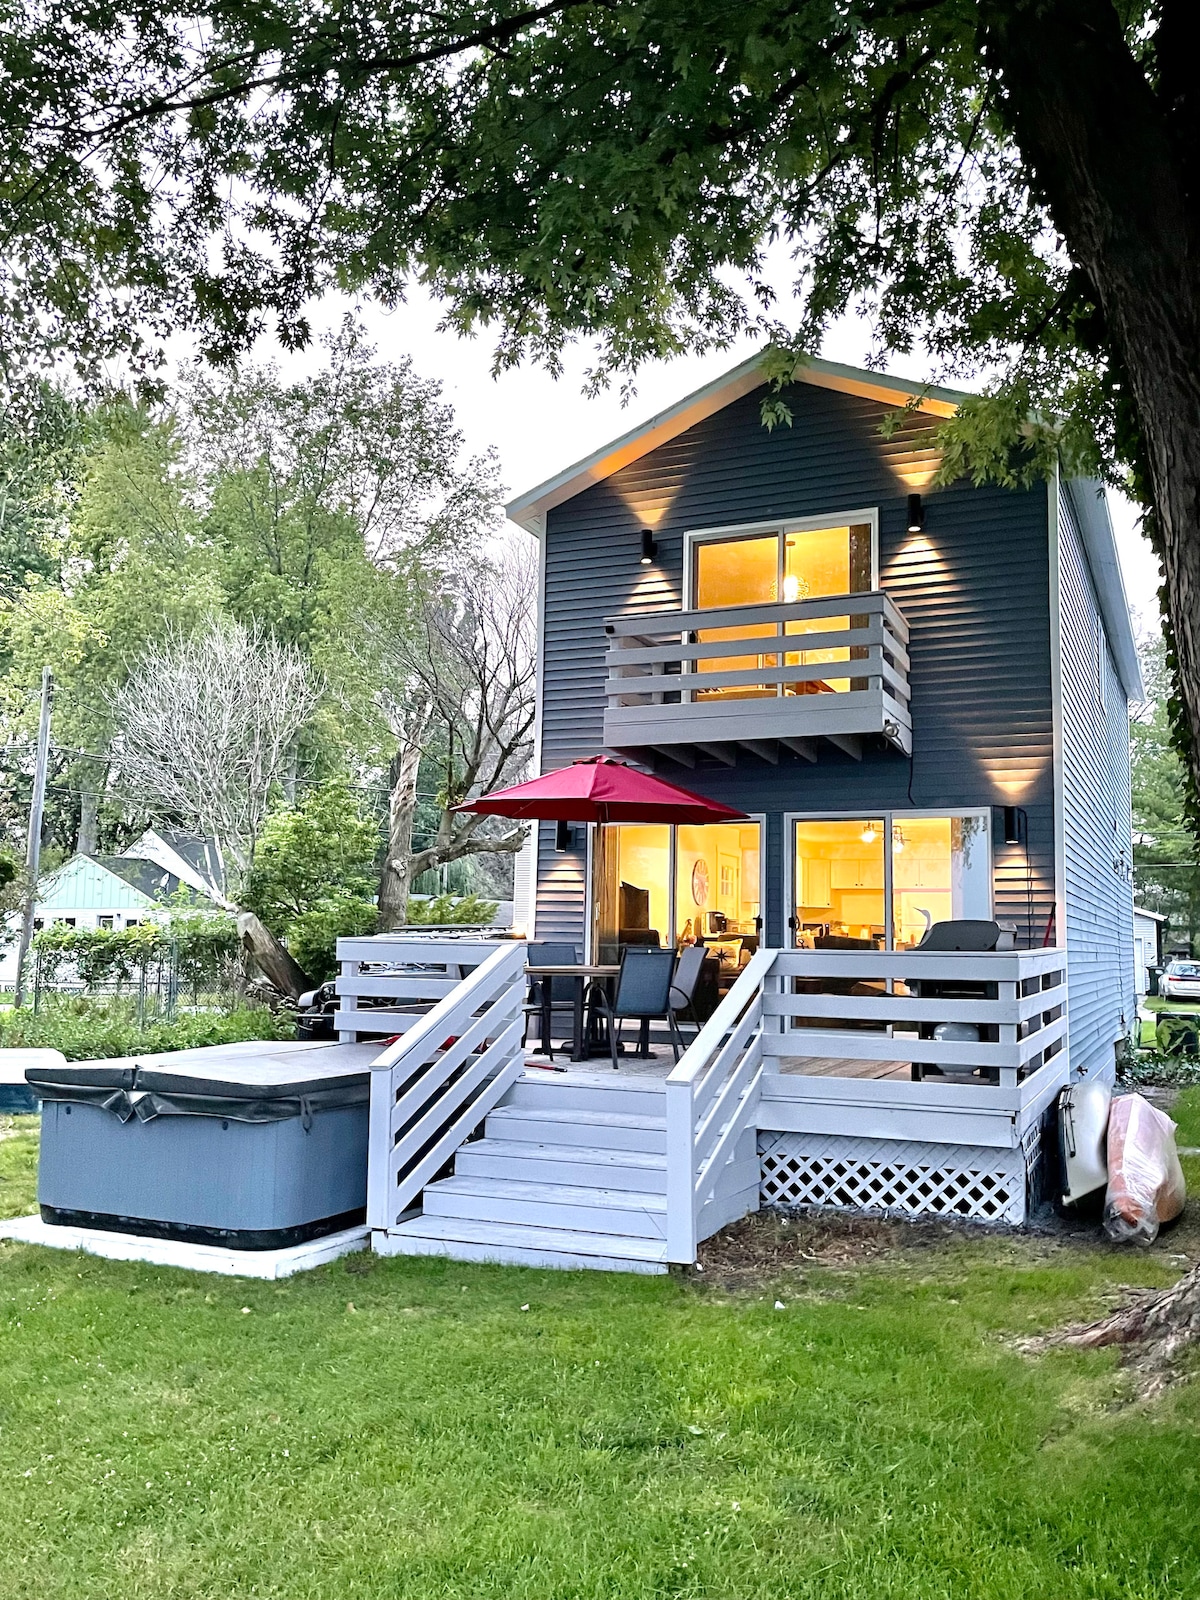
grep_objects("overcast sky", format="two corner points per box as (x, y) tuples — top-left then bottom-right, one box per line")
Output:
(237, 282), (1164, 638)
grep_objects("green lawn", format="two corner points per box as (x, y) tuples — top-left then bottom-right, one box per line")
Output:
(3, 1115), (1200, 1600)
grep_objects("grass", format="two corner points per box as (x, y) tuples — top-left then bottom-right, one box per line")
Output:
(3, 1122), (1200, 1599)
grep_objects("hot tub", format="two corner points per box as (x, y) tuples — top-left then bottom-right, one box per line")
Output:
(26, 1040), (378, 1249)
(1, 1049), (65, 1113)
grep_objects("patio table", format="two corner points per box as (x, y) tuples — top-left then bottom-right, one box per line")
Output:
(525, 963), (620, 1062)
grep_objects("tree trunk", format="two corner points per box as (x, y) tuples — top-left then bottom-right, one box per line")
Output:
(1029, 1262), (1200, 1398)
(377, 740), (424, 929)
(237, 911), (311, 999)
(76, 765), (104, 855)
(981, 0), (1200, 795)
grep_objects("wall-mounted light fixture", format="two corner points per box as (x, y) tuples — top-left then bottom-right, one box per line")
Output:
(1002, 805), (1023, 846)
(906, 493), (924, 534)
(555, 819), (575, 852)
(640, 529), (658, 565)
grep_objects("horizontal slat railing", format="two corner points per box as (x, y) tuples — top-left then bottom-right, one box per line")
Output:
(366, 942), (528, 1232)
(764, 947), (1068, 1086)
(665, 949), (775, 1262)
(335, 934), (507, 1042)
(603, 592), (911, 754)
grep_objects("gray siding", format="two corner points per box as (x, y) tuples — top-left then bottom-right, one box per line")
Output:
(534, 382), (1057, 950)
(1058, 482), (1136, 1079)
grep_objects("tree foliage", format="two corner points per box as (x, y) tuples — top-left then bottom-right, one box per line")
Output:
(1133, 632), (1200, 955)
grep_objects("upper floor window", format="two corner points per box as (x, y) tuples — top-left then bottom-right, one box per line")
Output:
(686, 513), (877, 700)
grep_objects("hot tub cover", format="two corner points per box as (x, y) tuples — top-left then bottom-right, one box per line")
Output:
(25, 1040), (377, 1125)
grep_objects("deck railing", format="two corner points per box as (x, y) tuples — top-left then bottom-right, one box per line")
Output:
(335, 933), (511, 1041)
(664, 944), (1068, 1263)
(665, 948), (775, 1262)
(365, 941), (527, 1233)
(603, 591), (911, 757)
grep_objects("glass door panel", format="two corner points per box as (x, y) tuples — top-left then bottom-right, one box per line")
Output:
(693, 534), (778, 699)
(891, 815), (991, 949)
(674, 822), (761, 945)
(793, 819), (887, 949)
(783, 522), (873, 694)
(593, 824), (671, 965)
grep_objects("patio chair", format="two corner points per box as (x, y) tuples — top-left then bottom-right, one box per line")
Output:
(522, 942), (579, 1058)
(585, 946), (685, 1070)
(669, 942), (709, 1043)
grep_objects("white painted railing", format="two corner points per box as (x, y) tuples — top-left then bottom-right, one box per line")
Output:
(335, 933), (511, 1041)
(366, 942), (527, 1233)
(603, 591), (911, 756)
(763, 946), (1067, 1085)
(665, 948), (775, 1263)
(664, 944), (1069, 1261)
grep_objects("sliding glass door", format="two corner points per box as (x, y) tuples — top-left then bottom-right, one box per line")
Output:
(593, 821), (763, 967)
(791, 812), (991, 950)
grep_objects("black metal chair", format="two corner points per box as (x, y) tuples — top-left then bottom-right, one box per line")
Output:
(669, 942), (709, 1043)
(586, 946), (685, 1070)
(522, 942), (579, 1058)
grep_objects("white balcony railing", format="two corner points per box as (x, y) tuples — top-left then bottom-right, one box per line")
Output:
(604, 591), (911, 760)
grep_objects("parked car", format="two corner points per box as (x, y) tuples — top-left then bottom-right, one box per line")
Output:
(1159, 960), (1200, 1000)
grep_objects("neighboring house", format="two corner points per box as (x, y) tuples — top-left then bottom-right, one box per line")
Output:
(121, 829), (227, 905)
(1133, 906), (1166, 996)
(307, 356), (1153, 1272)
(0, 852), (217, 986)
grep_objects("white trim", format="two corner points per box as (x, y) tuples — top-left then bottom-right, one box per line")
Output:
(681, 509), (881, 609)
(1062, 477), (1142, 701)
(783, 808), (995, 951)
(1048, 470), (1067, 949)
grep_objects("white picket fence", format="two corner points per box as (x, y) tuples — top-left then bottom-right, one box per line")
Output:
(365, 942), (528, 1233)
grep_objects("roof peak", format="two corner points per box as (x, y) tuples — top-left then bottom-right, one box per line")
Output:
(506, 351), (966, 531)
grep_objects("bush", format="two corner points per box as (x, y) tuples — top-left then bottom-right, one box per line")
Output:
(287, 895), (378, 984)
(32, 916), (241, 992)
(0, 999), (294, 1061)
(406, 892), (498, 926)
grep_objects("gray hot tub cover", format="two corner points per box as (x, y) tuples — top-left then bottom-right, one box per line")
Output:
(25, 1050), (372, 1126)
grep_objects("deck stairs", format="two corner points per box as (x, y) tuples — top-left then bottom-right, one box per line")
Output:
(377, 1072), (683, 1274)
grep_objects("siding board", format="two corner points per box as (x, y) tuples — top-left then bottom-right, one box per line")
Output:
(1058, 483), (1137, 1078)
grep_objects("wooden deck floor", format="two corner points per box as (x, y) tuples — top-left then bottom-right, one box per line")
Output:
(524, 1048), (913, 1082)
(773, 1056), (911, 1081)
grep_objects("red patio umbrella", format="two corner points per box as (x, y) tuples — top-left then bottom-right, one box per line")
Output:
(454, 756), (749, 824)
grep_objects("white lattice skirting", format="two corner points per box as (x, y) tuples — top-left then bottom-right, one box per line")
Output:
(759, 1131), (1033, 1225)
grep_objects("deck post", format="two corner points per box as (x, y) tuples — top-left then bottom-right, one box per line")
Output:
(665, 1077), (697, 1264)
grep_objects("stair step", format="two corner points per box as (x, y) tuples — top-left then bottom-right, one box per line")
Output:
(424, 1175), (667, 1239)
(504, 1076), (666, 1118)
(374, 1214), (669, 1274)
(456, 1138), (667, 1193)
(485, 1105), (666, 1153)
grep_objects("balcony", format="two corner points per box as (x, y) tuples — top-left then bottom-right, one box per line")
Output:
(603, 591), (911, 764)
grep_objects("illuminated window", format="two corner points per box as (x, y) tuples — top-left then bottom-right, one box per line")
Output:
(690, 519), (874, 699)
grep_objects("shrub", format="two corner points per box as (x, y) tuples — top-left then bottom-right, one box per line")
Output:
(287, 895), (378, 985)
(406, 892), (498, 926)
(0, 999), (293, 1061)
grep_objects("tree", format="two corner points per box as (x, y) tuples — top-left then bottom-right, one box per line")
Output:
(1132, 632), (1200, 954)
(241, 777), (381, 980)
(354, 541), (537, 928)
(108, 614), (319, 896)
(5, 2), (1200, 800)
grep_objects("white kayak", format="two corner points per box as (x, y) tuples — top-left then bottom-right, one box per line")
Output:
(1058, 1078), (1112, 1205)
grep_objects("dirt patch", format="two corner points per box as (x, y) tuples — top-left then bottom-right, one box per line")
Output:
(692, 1207), (963, 1285)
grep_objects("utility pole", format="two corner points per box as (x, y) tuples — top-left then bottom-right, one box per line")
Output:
(13, 668), (52, 1009)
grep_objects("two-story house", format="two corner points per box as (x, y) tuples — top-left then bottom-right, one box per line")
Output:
(360, 354), (1141, 1274)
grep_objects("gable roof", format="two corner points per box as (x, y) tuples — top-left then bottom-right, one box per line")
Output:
(505, 352), (964, 532)
(97, 856), (187, 902)
(34, 854), (161, 913)
(1063, 477), (1144, 702)
(120, 828), (225, 901)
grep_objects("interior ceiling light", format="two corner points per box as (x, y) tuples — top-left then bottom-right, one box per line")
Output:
(860, 822), (878, 845)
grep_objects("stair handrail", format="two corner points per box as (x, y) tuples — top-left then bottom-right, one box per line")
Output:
(665, 947), (776, 1263)
(366, 940), (528, 1233)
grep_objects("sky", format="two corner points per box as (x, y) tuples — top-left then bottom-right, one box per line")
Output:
(239, 282), (1165, 638)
